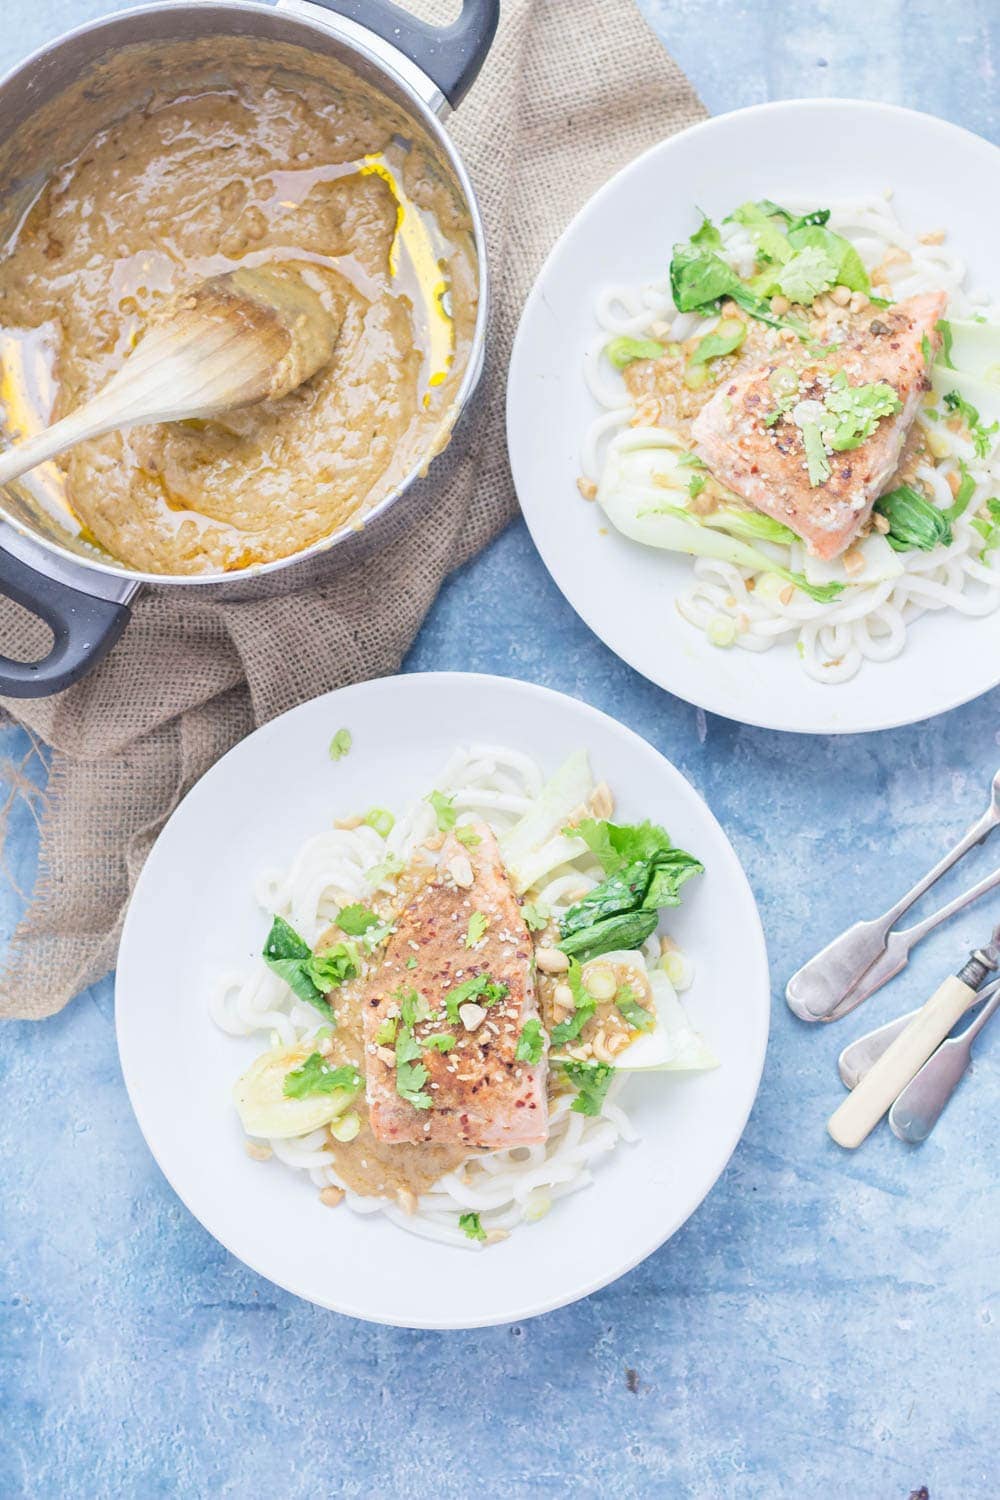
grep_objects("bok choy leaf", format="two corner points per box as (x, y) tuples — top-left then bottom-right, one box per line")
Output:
(556, 820), (703, 963)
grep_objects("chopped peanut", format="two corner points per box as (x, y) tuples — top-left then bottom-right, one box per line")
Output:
(536, 947), (569, 975)
(577, 476), (598, 501)
(448, 853), (474, 889)
(553, 982), (575, 1012)
(631, 396), (661, 428)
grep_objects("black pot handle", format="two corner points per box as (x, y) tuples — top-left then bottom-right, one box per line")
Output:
(313, 0), (500, 108)
(0, 544), (131, 698)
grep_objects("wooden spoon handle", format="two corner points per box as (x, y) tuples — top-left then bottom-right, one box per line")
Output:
(827, 974), (977, 1149)
(0, 404), (111, 488)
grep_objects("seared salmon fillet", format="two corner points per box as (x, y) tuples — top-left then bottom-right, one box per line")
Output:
(692, 291), (947, 560)
(362, 820), (548, 1149)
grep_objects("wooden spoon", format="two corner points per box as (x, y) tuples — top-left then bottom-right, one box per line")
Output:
(0, 263), (340, 487)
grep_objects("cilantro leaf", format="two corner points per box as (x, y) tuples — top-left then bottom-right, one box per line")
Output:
(937, 319), (955, 369)
(943, 389), (999, 458)
(425, 1032), (456, 1053)
(464, 911), (488, 948)
(943, 461), (977, 523)
(443, 973), (508, 1022)
(569, 818), (676, 874)
(394, 1026), (431, 1110)
(521, 900), (551, 932)
(336, 903), (381, 936)
(606, 335), (665, 370)
(398, 989), (431, 1029)
(455, 826), (482, 849)
(550, 959), (596, 1046)
(616, 986), (656, 1033)
(364, 807), (394, 838)
(727, 200), (793, 264)
(459, 1212), (487, 1242)
(972, 497), (1000, 558)
(375, 1017), (398, 1046)
(282, 1054), (362, 1100)
(786, 224), (869, 294)
(801, 421), (831, 487)
(690, 212), (722, 249)
(305, 942), (359, 993)
(426, 789), (457, 832)
(773, 244), (840, 304)
(367, 852), (404, 885)
(556, 1059), (615, 1117)
(328, 728), (351, 761)
(824, 377), (901, 452)
(515, 1018), (546, 1064)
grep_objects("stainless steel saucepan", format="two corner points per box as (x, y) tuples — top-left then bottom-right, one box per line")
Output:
(0, 0), (497, 695)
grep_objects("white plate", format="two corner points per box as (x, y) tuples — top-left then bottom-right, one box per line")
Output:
(116, 672), (769, 1328)
(508, 99), (1000, 734)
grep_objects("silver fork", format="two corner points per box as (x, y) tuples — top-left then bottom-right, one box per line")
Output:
(786, 768), (1000, 1023)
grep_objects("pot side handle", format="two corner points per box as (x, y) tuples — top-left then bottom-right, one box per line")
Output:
(312, 0), (499, 108)
(0, 545), (131, 698)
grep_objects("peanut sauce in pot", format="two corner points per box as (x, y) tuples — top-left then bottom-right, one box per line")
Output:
(0, 42), (478, 575)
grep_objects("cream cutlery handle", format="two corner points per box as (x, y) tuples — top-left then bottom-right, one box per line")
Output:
(826, 975), (977, 1149)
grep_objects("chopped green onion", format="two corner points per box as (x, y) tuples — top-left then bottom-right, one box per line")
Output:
(707, 615), (737, 648)
(328, 728), (352, 761)
(330, 1111), (361, 1143)
(605, 335), (665, 370)
(364, 807), (395, 838)
(683, 360), (711, 391)
(459, 1211), (487, 1242)
(689, 317), (746, 365)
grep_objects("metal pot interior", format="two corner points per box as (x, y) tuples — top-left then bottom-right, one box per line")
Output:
(0, 3), (483, 583)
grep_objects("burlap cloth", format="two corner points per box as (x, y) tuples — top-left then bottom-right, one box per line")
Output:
(0, 0), (705, 1018)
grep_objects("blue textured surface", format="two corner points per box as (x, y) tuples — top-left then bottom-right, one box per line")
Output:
(2, 3), (999, 1496)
